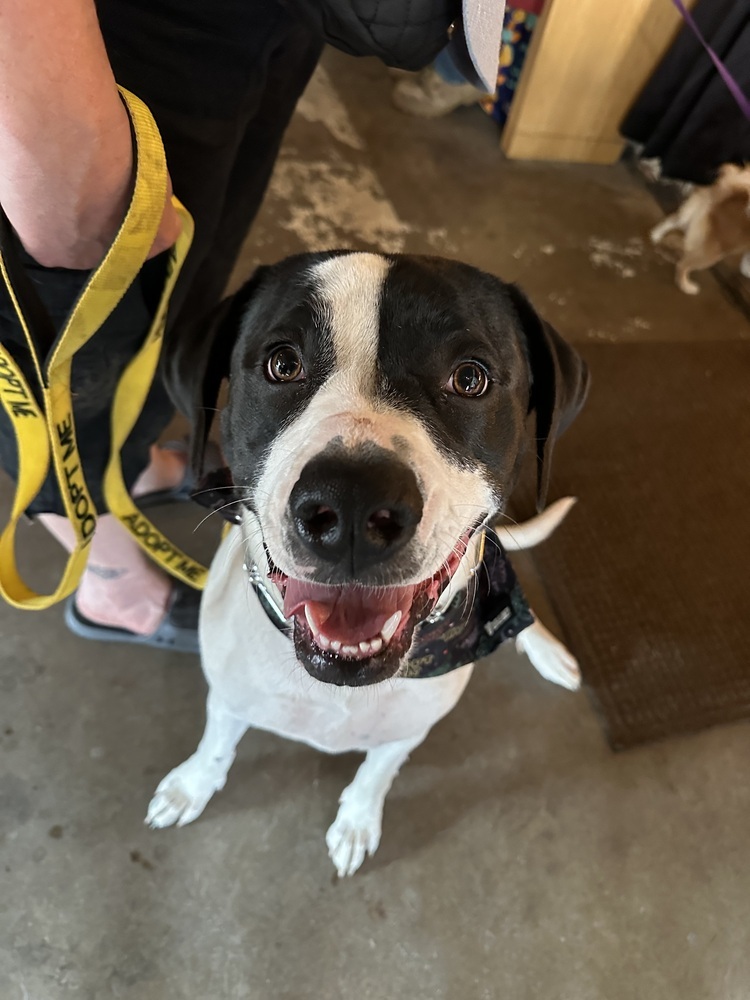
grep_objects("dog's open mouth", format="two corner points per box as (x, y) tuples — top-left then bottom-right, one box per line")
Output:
(267, 530), (477, 686)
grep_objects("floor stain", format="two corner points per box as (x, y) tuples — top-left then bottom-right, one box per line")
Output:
(130, 849), (155, 871)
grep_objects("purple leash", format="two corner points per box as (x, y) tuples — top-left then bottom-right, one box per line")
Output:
(670, 0), (750, 121)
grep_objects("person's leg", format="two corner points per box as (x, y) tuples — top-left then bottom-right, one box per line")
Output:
(73, 23), (321, 637)
(391, 47), (486, 118)
(41, 511), (173, 634)
(161, 19), (324, 414)
(129, 444), (191, 497)
(38, 443), (196, 635)
(433, 47), (470, 85)
(76, 19), (322, 636)
(0, 5), (321, 637)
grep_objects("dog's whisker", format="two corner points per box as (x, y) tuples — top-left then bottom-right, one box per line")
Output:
(193, 496), (253, 533)
(190, 485), (245, 496)
(489, 510), (527, 549)
(193, 507), (236, 532)
(481, 533), (516, 571)
(493, 509), (521, 527)
(227, 531), (249, 562)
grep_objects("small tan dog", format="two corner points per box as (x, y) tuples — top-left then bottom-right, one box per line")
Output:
(650, 163), (750, 294)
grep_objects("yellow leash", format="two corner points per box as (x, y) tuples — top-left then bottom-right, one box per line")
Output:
(0, 87), (208, 610)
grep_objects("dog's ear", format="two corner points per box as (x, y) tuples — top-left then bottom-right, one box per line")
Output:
(507, 285), (590, 511)
(164, 269), (267, 475)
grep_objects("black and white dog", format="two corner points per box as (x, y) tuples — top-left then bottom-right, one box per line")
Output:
(148, 252), (589, 876)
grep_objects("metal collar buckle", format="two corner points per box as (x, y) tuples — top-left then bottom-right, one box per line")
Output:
(242, 561), (289, 629)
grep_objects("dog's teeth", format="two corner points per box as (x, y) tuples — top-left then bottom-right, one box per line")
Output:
(331, 640), (342, 652)
(304, 605), (317, 634)
(342, 644), (358, 657)
(310, 600), (332, 624)
(359, 641), (371, 654)
(380, 611), (402, 643)
(318, 633), (331, 650)
(370, 637), (383, 654)
(305, 601), (333, 635)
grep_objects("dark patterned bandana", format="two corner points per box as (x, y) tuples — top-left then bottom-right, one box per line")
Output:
(402, 530), (533, 678)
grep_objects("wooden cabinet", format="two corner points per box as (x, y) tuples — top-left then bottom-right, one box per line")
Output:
(501, 0), (694, 163)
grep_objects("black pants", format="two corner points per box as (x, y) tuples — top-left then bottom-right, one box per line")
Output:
(0, 0), (322, 514)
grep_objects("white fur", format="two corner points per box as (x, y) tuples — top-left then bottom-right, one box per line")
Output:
(494, 496), (577, 551)
(516, 620), (580, 692)
(147, 501), (579, 876)
(313, 253), (387, 385)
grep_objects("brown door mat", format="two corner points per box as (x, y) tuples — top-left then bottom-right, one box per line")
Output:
(517, 340), (750, 750)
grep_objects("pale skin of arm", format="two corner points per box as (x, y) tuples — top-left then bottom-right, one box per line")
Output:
(0, 0), (179, 268)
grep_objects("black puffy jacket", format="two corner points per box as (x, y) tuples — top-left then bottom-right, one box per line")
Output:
(281, 0), (461, 72)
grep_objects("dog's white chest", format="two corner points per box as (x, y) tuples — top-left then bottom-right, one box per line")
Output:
(199, 530), (473, 754)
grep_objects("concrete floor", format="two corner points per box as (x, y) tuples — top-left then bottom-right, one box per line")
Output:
(3, 51), (750, 1000)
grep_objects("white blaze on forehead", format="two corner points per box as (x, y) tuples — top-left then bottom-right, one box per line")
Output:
(309, 253), (390, 391)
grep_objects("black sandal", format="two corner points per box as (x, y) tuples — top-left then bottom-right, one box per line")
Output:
(64, 581), (200, 654)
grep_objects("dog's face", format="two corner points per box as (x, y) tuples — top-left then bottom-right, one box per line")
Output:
(171, 252), (588, 687)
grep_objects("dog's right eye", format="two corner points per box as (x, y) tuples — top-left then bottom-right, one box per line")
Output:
(266, 345), (305, 383)
(446, 360), (490, 398)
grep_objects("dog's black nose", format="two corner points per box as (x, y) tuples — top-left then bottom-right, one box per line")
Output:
(289, 452), (423, 573)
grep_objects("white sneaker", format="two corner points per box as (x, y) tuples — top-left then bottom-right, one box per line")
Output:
(392, 66), (485, 118)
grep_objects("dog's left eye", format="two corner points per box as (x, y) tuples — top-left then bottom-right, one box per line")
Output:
(266, 345), (305, 383)
(446, 361), (490, 398)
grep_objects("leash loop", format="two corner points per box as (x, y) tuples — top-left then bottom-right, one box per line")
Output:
(0, 87), (208, 610)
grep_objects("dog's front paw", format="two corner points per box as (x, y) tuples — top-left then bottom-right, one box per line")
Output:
(516, 621), (581, 691)
(146, 757), (227, 829)
(326, 794), (383, 877)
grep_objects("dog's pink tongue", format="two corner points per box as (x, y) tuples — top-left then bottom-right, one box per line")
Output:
(283, 579), (415, 643)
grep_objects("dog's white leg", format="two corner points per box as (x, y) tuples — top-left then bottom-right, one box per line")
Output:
(651, 193), (699, 245)
(740, 252), (750, 278)
(650, 213), (682, 244)
(146, 693), (248, 829)
(326, 733), (426, 877)
(516, 618), (581, 691)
